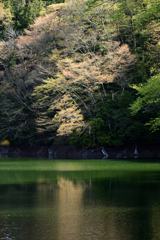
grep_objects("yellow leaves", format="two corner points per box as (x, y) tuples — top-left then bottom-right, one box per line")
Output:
(34, 74), (69, 93)
(130, 84), (142, 91)
(56, 42), (135, 90)
(57, 55), (103, 87)
(113, 2), (121, 11)
(46, 3), (66, 13)
(0, 139), (10, 146)
(58, 58), (74, 67)
(52, 94), (86, 136)
(0, 3), (12, 25)
(33, 79), (86, 137)
(46, 49), (63, 63)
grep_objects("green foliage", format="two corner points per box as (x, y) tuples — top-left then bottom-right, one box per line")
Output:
(0, 71), (38, 144)
(69, 129), (95, 148)
(114, 0), (160, 79)
(69, 90), (153, 147)
(0, 0), (58, 33)
(85, 0), (160, 83)
(130, 73), (160, 131)
(10, 0), (44, 30)
(90, 118), (123, 146)
(0, 0), (160, 147)
(0, 2), (13, 38)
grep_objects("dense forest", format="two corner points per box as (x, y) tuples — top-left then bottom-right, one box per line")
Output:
(0, 0), (160, 147)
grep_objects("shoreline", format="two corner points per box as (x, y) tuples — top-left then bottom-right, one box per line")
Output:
(0, 144), (160, 159)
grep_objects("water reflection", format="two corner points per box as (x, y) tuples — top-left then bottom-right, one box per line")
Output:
(0, 171), (160, 240)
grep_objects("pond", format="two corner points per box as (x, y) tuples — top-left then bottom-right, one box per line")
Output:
(0, 159), (160, 240)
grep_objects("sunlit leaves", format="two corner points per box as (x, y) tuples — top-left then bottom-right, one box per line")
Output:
(58, 43), (135, 89)
(52, 95), (86, 136)
(130, 73), (160, 131)
(0, 2), (13, 38)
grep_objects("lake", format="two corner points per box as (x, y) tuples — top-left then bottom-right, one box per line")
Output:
(0, 159), (160, 240)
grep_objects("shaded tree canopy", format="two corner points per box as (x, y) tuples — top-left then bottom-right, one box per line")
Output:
(0, 0), (160, 147)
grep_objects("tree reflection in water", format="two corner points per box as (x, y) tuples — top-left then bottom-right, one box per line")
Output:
(0, 169), (159, 240)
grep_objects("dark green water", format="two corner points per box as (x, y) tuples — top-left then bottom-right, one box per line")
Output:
(0, 159), (160, 240)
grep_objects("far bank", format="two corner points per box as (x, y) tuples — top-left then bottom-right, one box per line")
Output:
(0, 144), (160, 159)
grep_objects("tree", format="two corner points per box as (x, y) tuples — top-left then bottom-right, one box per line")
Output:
(85, 0), (160, 83)
(1, 0), (159, 147)
(130, 73), (160, 131)
(0, 2), (12, 38)
(0, 69), (37, 144)
(32, 42), (135, 146)
(1, 0), (44, 31)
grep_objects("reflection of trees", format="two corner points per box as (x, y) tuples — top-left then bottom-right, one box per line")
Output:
(148, 186), (160, 239)
(56, 178), (84, 240)
(151, 200), (160, 238)
(0, 181), (59, 240)
(82, 178), (154, 240)
(1, 174), (160, 240)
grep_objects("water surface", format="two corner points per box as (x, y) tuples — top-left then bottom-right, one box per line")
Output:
(0, 159), (160, 240)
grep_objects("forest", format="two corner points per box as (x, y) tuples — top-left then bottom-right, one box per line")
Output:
(0, 0), (160, 148)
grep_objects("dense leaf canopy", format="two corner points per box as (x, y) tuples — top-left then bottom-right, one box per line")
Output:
(0, 0), (160, 147)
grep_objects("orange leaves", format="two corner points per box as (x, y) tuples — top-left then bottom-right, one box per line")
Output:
(57, 43), (135, 89)
(62, 69), (76, 79)
(104, 44), (135, 87)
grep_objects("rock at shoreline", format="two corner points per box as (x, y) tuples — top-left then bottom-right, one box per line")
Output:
(0, 144), (160, 159)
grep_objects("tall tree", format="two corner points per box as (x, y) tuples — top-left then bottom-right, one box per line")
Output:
(130, 73), (160, 132)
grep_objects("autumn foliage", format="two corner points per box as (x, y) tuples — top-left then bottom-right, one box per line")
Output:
(0, 0), (160, 147)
